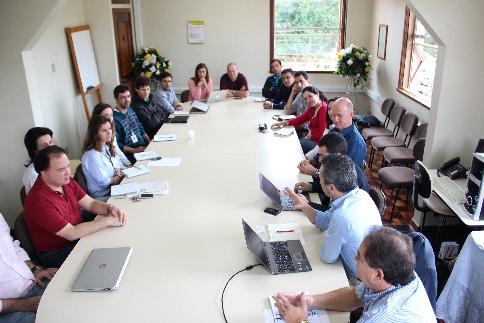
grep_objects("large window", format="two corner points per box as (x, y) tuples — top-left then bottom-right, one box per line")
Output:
(398, 7), (438, 108)
(270, 0), (347, 72)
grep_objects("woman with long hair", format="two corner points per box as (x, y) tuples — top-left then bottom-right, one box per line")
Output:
(81, 115), (126, 199)
(188, 63), (213, 101)
(271, 86), (328, 153)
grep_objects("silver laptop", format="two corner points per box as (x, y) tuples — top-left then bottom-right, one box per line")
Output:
(207, 90), (228, 103)
(259, 172), (296, 210)
(72, 247), (133, 292)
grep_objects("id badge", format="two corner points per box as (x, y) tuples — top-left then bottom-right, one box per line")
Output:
(130, 131), (138, 144)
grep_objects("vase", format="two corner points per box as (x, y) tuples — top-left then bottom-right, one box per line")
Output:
(344, 76), (360, 113)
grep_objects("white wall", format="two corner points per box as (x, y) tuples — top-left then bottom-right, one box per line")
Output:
(0, 0), (58, 226)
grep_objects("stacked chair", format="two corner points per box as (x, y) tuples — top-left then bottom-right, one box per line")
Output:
(361, 98), (397, 142)
(383, 123), (428, 167)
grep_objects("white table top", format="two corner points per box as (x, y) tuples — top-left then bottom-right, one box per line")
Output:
(429, 169), (484, 226)
(36, 98), (350, 323)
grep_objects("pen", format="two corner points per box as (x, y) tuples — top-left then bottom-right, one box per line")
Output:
(277, 230), (295, 233)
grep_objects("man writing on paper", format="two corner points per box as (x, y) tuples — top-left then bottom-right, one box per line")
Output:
(273, 227), (436, 323)
(220, 63), (249, 98)
(24, 146), (128, 268)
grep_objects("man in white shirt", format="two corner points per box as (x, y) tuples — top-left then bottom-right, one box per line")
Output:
(22, 127), (54, 194)
(0, 212), (57, 323)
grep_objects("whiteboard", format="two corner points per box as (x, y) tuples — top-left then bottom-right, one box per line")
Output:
(68, 28), (100, 93)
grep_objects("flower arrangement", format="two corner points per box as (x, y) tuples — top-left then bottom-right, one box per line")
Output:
(335, 44), (371, 88)
(131, 47), (171, 80)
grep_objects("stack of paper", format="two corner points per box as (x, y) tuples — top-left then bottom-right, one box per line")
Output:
(173, 111), (189, 116)
(154, 134), (176, 142)
(121, 165), (150, 178)
(274, 128), (294, 137)
(268, 223), (305, 245)
(134, 151), (160, 161)
(111, 182), (139, 196)
(139, 181), (169, 195)
(147, 157), (182, 167)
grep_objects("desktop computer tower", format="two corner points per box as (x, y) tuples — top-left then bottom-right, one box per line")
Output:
(464, 152), (484, 220)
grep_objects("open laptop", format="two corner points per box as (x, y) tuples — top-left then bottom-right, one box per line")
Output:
(72, 247), (133, 292)
(207, 90), (228, 103)
(242, 219), (311, 274)
(259, 172), (296, 210)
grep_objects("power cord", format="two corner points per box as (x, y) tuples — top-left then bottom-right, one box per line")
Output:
(221, 263), (263, 323)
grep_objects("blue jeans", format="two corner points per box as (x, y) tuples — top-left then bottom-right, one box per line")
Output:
(0, 281), (48, 323)
(37, 243), (76, 268)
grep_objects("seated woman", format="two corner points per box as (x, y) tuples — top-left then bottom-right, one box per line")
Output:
(188, 63), (213, 101)
(23, 127), (54, 194)
(92, 103), (131, 168)
(81, 115), (126, 200)
(271, 86), (328, 154)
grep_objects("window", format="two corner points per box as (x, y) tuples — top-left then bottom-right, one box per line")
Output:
(270, 0), (347, 72)
(398, 7), (438, 108)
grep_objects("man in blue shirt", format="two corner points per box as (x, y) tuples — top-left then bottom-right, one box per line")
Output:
(273, 227), (436, 323)
(152, 72), (183, 118)
(330, 98), (366, 169)
(285, 153), (381, 279)
(112, 85), (151, 164)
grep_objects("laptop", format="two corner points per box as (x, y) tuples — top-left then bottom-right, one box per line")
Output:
(259, 172), (296, 210)
(207, 90), (228, 103)
(167, 115), (189, 123)
(241, 219), (311, 274)
(72, 247), (133, 292)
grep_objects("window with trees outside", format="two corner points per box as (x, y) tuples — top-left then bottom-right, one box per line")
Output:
(270, 0), (347, 72)
(398, 7), (438, 108)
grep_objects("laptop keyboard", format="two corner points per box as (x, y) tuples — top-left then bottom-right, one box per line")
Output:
(280, 192), (295, 210)
(270, 241), (295, 273)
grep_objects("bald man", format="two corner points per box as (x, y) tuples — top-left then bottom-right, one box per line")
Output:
(219, 63), (249, 98)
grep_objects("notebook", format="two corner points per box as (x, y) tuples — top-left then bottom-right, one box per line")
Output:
(190, 100), (209, 113)
(121, 165), (150, 178)
(72, 247), (133, 292)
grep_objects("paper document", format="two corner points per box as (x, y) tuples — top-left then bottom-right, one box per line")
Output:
(154, 134), (176, 142)
(121, 165), (150, 178)
(111, 182), (139, 196)
(191, 100), (209, 112)
(268, 297), (330, 323)
(148, 157), (182, 167)
(268, 223), (305, 245)
(274, 128), (294, 137)
(254, 97), (265, 102)
(139, 181), (169, 195)
(272, 115), (296, 121)
(134, 151), (160, 161)
(173, 111), (189, 116)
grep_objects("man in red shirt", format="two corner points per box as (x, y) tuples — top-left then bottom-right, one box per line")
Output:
(24, 145), (127, 267)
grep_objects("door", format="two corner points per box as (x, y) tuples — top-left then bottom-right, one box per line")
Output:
(113, 8), (135, 83)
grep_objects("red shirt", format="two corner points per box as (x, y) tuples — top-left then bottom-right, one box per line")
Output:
(288, 101), (328, 143)
(24, 177), (86, 252)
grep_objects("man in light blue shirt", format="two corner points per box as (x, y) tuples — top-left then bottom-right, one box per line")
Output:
(273, 227), (436, 323)
(152, 72), (183, 116)
(285, 153), (381, 278)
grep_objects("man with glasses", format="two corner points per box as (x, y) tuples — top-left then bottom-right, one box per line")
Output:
(263, 68), (295, 110)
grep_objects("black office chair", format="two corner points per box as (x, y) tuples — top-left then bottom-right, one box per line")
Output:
(20, 186), (26, 206)
(369, 186), (386, 220)
(74, 164), (89, 194)
(14, 211), (39, 263)
(180, 90), (190, 103)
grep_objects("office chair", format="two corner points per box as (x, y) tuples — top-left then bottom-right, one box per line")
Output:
(180, 90), (190, 103)
(20, 186), (26, 206)
(369, 186), (387, 221)
(14, 211), (39, 263)
(74, 164), (89, 194)
(361, 98), (396, 140)
(383, 123), (428, 167)
(362, 102), (403, 142)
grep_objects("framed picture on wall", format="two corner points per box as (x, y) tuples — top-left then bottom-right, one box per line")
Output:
(377, 24), (388, 60)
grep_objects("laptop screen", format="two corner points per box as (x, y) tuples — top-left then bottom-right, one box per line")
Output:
(242, 219), (269, 268)
(259, 173), (281, 207)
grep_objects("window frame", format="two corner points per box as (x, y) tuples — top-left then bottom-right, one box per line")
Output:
(269, 0), (347, 74)
(397, 7), (433, 110)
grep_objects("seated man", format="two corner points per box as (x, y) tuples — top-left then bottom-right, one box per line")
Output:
(130, 76), (167, 138)
(263, 68), (294, 110)
(219, 63), (249, 98)
(22, 127), (54, 194)
(113, 84), (151, 164)
(0, 212), (57, 323)
(261, 58), (282, 100)
(330, 98), (366, 169)
(152, 72), (183, 117)
(284, 70), (311, 116)
(273, 227), (436, 323)
(24, 146), (128, 268)
(284, 154), (381, 279)
(295, 132), (369, 211)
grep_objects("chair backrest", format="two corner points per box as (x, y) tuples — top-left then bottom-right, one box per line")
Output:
(74, 164), (89, 194)
(389, 105), (406, 136)
(20, 186), (26, 206)
(399, 112), (419, 146)
(369, 186), (386, 220)
(180, 90), (190, 103)
(14, 211), (38, 262)
(408, 232), (437, 312)
(412, 138), (426, 162)
(413, 159), (432, 212)
(381, 98), (395, 127)
(413, 122), (428, 141)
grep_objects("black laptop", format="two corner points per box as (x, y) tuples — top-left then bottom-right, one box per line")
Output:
(241, 219), (311, 274)
(167, 115), (189, 123)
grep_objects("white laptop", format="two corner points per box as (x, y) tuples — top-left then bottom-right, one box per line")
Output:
(72, 247), (133, 292)
(207, 90), (228, 103)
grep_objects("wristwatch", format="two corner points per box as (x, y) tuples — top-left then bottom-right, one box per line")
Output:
(300, 320), (309, 323)
(31, 264), (42, 273)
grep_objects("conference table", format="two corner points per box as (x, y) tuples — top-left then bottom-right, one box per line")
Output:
(36, 98), (350, 322)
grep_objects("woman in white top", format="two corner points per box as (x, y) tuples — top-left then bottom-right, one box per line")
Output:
(91, 103), (131, 167)
(81, 115), (125, 199)
(22, 127), (54, 194)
